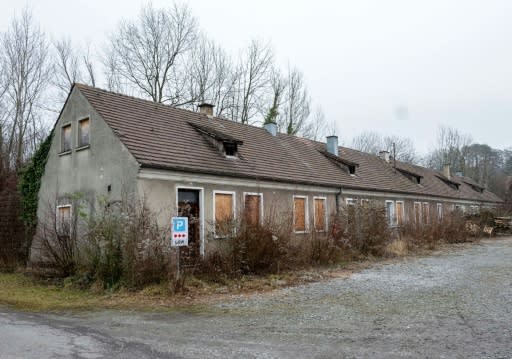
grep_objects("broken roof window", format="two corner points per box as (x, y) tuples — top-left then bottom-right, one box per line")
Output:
(436, 175), (460, 190)
(188, 122), (243, 158)
(396, 168), (423, 184)
(318, 149), (359, 175)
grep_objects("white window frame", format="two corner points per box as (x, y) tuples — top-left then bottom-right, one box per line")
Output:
(60, 122), (72, 153)
(243, 192), (264, 225)
(77, 116), (91, 149)
(395, 200), (405, 225)
(360, 198), (370, 206)
(212, 190), (236, 238)
(293, 195), (309, 233)
(437, 203), (443, 221)
(56, 204), (72, 236)
(313, 196), (328, 232)
(175, 186), (205, 256)
(345, 198), (357, 206)
(385, 200), (395, 226)
(414, 201), (422, 224)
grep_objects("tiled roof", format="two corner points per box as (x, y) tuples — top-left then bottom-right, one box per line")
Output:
(75, 84), (503, 204)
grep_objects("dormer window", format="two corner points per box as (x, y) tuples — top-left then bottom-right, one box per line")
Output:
(188, 122), (243, 160)
(223, 142), (237, 157)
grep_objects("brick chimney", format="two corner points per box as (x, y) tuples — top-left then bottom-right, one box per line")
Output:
(198, 103), (214, 116)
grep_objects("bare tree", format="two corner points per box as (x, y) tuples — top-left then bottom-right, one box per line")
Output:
(262, 67), (285, 125)
(279, 66), (311, 135)
(301, 105), (332, 141)
(351, 131), (383, 155)
(424, 126), (473, 171)
(351, 131), (417, 163)
(104, 3), (197, 104)
(228, 39), (273, 124)
(187, 35), (235, 116)
(0, 8), (52, 171)
(383, 135), (417, 164)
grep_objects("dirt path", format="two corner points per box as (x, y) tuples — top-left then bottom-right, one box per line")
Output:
(1, 238), (512, 359)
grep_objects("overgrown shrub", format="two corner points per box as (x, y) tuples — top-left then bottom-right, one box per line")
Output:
(399, 211), (469, 248)
(80, 199), (169, 289)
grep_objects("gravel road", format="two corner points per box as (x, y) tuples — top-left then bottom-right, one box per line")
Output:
(1, 238), (512, 359)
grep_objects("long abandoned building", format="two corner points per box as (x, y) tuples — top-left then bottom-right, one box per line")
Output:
(31, 84), (503, 260)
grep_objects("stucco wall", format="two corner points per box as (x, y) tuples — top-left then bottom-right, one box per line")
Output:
(136, 170), (339, 254)
(30, 87), (140, 263)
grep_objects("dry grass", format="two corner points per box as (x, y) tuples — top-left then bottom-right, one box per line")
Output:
(385, 239), (409, 257)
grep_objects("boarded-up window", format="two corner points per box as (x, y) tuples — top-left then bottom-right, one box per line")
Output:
(78, 118), (90, 147)
(314, 198), (326, 231)
(215, 192), (234, 236)
(294, 197), (307, 232)
(422, 202), (429, 224)
(396, 201), (404, 226)
(61, 124), (71, 152)
(57, 205), (71, 236)
(414, 202), (421, 224)
(244, 194), (261, 226)
(437, 203), (443, 222)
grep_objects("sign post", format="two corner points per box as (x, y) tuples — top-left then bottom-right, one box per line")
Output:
(171, 217), (189, 280)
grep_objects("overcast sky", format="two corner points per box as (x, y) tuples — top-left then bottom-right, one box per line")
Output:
(1, 0), (511, 154)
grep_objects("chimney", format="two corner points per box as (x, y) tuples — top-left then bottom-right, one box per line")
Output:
(326, 135), (339, 156)
(443, 164), (451, 179)
(263, 122), (277, 136)
(379, 150), (390, 163)
(198, 103), (214, 116)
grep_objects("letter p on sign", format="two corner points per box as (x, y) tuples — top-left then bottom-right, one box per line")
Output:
(171, 217), (189, 247)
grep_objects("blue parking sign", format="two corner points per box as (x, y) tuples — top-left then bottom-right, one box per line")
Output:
(171, 217), (189, 247)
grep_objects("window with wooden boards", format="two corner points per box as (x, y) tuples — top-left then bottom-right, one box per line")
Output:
(214, 192), (234, 237)
(57, 205), (71, 236)
(422, 202), (430, 224)
(61, 124), (71, 152)
(414, 202), (421, 224)
(396, 201), (404, 226)
(314, 198), (326, 231)
(244, 194), (262, 226)
(294, 196), (307, 232)
(78, 118), (90, 147)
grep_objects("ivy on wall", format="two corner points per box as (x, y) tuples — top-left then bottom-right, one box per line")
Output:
(18, 130), (53, 231)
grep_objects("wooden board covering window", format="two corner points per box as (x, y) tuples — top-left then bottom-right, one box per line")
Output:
(422, 203), (429, 224)
(294, 197), (306, 232)
(414, 202), (421, 224)
(314, 198), (325, 231)
(57, 206), (71, 236)
(215, 193), (233, 235)
(78, 118), (90, 146)
(396, 202), (404, 225)
(244, 194), (261, 226)
(62, 124), (71, 152)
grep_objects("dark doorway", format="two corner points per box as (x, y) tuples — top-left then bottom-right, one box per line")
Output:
(177, 189), (201, 265)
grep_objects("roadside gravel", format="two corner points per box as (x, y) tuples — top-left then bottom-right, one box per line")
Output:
(1, 238), (511, 358)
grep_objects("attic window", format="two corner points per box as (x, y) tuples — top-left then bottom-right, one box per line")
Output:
(396, 168), (423, 185)
(436, 175), (460, 190)
(224, 142), (237, 157)
(348, 165), (356, 175)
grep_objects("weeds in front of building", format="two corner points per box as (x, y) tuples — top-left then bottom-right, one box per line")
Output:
(30, 197), (501, 294)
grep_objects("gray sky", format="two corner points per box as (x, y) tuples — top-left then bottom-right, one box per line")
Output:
(1, 0), (511, 154)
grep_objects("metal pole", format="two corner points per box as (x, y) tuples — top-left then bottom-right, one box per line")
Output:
(176, 247), (180, 280)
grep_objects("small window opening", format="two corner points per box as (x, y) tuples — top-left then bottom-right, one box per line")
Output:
(78, 118), (90, 147)
(349, 165), (356, 175)
(61, 124), (71, 152)
(224, 142), (237, 157)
